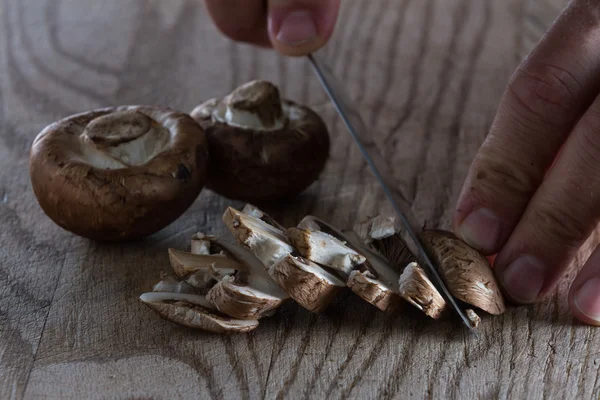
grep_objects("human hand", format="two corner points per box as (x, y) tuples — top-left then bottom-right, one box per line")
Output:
(452, 1), (600, 325)
(203, 0), (341, 56)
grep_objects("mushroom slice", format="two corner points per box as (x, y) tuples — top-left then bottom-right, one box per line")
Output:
(191, 233), (212, 255)
(168, 248), (244, 279)
(139, 292), (258, 333)
(354, 215), (398, 245)
(343, 220), (409, 312)
(225, 205), (346, 312)
(466, 309), (481, 328)
(398, 262), (447, 319)
(29, 106), (209, 241)
(190, 80), (330, 202)
(222, 206), (295, 269)
(203, 236), (289, 320)
(285, 222), (366, 280)
(419, 229), (506, 315)
(168, 247), (245, 291)
(269, 254), (346, 313)
(241, 204), (287, 231)
(151, 275), (198, 294)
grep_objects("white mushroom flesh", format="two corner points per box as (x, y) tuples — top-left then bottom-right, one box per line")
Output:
(398, 262), (447, 319)
(223, 207), (295, 269)
(287, 228), (366, 279)
(208, 236), (289, 300)
(152, 277), (198, 294)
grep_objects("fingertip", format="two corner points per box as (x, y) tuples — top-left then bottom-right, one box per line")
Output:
(569, 246), (600, 327)
(267, 0), (340, 56)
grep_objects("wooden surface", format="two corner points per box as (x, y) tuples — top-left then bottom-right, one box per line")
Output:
(2, 0), (599, 399)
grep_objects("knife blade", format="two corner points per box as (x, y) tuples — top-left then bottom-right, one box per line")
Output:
(307, 52), (477, 335)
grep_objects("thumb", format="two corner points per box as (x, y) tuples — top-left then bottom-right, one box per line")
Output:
(267, 0), (341, 56)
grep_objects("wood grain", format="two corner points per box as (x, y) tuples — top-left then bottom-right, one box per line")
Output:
(2, 0), (599, 399)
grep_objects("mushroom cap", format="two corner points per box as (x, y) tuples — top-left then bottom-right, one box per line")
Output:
(419, 229), (506, 315)
(206, 275), (287, 320)
(29, 106), (209, 241)
(269, 254), (346, 313)
(139, 292), (258, 333)
(190, 80), (330, 202)
(347, 269), (403, 312)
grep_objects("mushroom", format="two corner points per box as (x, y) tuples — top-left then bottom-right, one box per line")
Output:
(168, 247), (244, 291)
(139, 292), (259, 333)
(222, 206), (295, 269)
(270, 254), (346, 313)
(201, 235), (290, 320)
(29, 106), (208, 241)
(224, 205), (346, 312)
(419, 229), (506, 315)
(398, 262), (447, 319)
(190, 80), (330, 202)
(286, 216), (367, 280)
(343, 216), (412, 312)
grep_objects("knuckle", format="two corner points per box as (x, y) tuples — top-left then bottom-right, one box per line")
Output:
(574, 118), (600, 173)
(530, 201), (590, 248)
(506, 61), (583, 126)
(470, 149), (539, 204)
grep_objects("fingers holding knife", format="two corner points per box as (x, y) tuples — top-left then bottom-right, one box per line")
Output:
(203, 0), (341, 56)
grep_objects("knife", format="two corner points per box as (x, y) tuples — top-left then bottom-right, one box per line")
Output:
(307, 52), (477, 335)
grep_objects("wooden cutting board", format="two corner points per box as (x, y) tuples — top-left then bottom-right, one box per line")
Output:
(2, 0), (598, 398)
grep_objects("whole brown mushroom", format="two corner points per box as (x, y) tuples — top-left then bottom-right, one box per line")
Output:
(190, 80), (330, 202)
(29, 106), (209, 241)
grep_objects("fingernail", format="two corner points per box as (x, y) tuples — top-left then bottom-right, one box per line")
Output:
(501, 255), (546, 303)
(276, 10), (317, 46)
(458, 208), (502, 253)
(574, 277), (600, 321)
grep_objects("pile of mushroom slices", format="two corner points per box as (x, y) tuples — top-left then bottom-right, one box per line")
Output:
(140, 205), (506, 334)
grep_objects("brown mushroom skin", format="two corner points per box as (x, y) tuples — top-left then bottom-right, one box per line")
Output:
(29, 106), (209, 241)
(419, 229), (506, 315)
(192, 91), (330, 202)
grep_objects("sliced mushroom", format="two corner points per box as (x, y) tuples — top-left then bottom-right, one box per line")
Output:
(168, 247), (245, 291)
(398, 262), (447, 319)
(139, 292), (258, 333)
(203, 236), (290, 320)
(285, 220), (366, 280)
(151, 274), (198, 294)
(29, 106), (208, 241)
(466, 309), (481, 328)
(419, 229), (506, 315)
(269, 254), (346, 313)
(222, 206), (295, 269)
(241, 204), (287, 231)
(190, 80), (330, 202)
(353, 215), (398, 245)
(191, 233), (212, 255)
(224, 206), (346, 312)
(344, 217), (410, 312)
